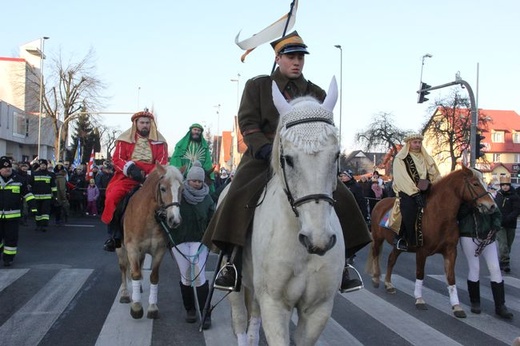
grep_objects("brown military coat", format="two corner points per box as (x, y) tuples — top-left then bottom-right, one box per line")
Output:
(202, 68), (371, 256)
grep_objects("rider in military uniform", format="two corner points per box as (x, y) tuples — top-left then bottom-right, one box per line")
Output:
(203, 31), (372, 293)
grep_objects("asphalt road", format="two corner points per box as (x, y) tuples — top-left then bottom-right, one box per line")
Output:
(0, 214), (519, 345)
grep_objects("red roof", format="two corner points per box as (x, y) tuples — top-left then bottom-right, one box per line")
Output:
(482, 109), (520, 131)
(0, 57), (25, 62)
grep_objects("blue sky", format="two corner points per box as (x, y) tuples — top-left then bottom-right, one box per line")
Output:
(2, 0), (519, 153)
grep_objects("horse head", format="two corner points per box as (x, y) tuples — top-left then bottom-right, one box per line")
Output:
(461, 166), (497, 214)
(154, 164), (184, 229)
(271, 77), (340, 255)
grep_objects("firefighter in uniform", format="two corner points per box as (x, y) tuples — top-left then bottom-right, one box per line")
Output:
(31, 159), (57, 232)
(0, 156), (36, 266)
(102, 110), (168, 251)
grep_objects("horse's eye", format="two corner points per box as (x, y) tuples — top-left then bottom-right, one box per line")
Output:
(160, 186), (166, 192)
(285, 156), (294, 167)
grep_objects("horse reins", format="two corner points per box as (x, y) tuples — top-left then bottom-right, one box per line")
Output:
(155, 176), (181, 219)
(280, 117), (336, 217)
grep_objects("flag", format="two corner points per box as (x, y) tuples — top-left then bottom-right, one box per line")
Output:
(85, 148), (95, 181)
(73, 138), (81, 168)
(235, 0), (298, 62)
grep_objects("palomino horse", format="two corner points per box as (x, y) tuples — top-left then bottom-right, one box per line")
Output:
(116, 164), (183, 319)
(366, 166), (496, 318)
(228, 78), (344, 346)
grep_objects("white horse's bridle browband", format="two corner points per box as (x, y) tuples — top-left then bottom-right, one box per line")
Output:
(280, 117), (336, 217)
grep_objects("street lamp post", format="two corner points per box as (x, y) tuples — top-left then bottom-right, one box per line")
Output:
(230, 73), (240, 114)
(37, 36), (50, 158)
(419, 53), (433, 85)
(334, 45), (343, 148)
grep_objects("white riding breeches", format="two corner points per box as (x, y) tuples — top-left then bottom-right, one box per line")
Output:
(172, 242), (209, 287)
(460, 236), (503, 283)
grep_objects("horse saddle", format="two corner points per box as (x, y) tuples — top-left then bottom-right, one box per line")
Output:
(110, 185), (141, 235)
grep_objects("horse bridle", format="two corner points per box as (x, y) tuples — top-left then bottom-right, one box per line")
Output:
(463, 176), (491, 204)
(279, 117), (336, 217)
(155, 176), (181, 219)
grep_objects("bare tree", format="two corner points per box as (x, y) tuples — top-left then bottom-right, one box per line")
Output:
(422, 90), (490, 172)
(97, 124), (121, 160)
(356, 112), (411, 159)
(40, 48), (107, 159)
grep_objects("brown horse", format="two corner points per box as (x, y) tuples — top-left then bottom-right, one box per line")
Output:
(116, 164), (183, 319)
(366, 166), (496, 318)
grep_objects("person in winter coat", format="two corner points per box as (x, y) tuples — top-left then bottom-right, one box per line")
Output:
(86, 179), (100, 216)
(0, 156), (36, 266)
(457, 202), (513, 319)
(30, 159), (57, 232)
(171, 161), (215, 329)
(494, 175), (520, 273)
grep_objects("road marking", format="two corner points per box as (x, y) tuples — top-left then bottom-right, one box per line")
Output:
(0, 269), (29, 292)
(340, 286), (462, 346)
(429, 274), (520, 312)
(62, 224), (95, 228)
(0, 268), (92, 346)
(96, 254), (154, 346)
(393, 274), (520, 344)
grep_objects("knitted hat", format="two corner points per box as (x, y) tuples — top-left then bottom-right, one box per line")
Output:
(187, 161), (205, 181)
(0, 156), (12, 169)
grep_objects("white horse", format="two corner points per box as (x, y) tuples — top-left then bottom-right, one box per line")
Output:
(229, 77), (345, 346)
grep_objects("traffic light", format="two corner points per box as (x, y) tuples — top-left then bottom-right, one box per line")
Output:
(475, 132), (486, 159)
(417, 82), (431, 104)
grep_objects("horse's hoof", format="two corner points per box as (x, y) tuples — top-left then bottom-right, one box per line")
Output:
(384, 283), (396, 294)
(119, 296), (131, 304)
(371, 278), (380, 289)
(415, 303), (428, 310)
(130, 304), (144, 319)
(147, 309), (159, 319)
(453, 305), (467, 318)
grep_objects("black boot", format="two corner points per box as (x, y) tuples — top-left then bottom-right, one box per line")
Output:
(103, 224), (122, 252)
(491, 281), (513, 320)
(214, 248), (242, 292)
(340, 264), (363, 293)
(196, 281), (211, 330)
(467, 280), (481, 314)
(179, 282), (197, 323)
(394, 234), (408, 251)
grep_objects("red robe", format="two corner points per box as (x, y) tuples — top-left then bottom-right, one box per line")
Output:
(101, 137), (168, 224)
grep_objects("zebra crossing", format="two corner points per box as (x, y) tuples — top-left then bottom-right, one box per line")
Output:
(0, 257), (518, 345)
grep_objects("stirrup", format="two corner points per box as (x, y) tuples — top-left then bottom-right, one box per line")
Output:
(395, 238), (408, 251)
(214, 263), (238, 292)
(341, 264), (364, 293)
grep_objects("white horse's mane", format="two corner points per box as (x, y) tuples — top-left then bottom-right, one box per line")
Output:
(278, 96), (337, 154)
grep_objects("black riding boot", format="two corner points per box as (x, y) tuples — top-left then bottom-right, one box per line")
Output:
(103, 223), (122, 252)
(196, 281), (211, 329)
(214, 246), (242, 292)
(179, 282), (197, 323)
(491, 281), (513, 320)
(340, 264), (363, 293)
(467, 280), (481, 314)
(394, 233), (408, 251)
